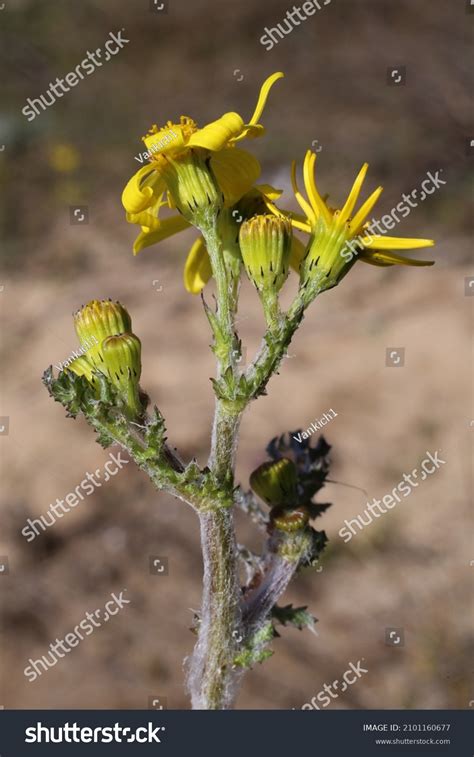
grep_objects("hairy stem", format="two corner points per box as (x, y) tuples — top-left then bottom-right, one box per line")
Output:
(208, 402), (242, 486)
(186, 506), (242, 709)
(242, 554), (298, 633)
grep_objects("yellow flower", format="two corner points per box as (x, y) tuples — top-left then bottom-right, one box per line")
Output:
(122, 72), (284, 240)
(48, 143), (80, 173)
(267, 150), (435, 293)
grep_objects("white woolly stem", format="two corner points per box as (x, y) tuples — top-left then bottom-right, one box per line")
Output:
(186, 507), (243, 710)
(242, 554), (298, 634)
(208, 401), (242, 483)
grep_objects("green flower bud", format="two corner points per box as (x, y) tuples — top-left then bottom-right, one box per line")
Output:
(250, 457), (298, 506)
(239, 214), (292, 294)
(101, 333), (142, 416)
(73, 300), (132, 366)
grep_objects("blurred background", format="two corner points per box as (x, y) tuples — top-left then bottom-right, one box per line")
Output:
(0, 0), (472, 709)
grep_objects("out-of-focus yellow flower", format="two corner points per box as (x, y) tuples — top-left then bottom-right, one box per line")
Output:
(48, 143), (80, 173)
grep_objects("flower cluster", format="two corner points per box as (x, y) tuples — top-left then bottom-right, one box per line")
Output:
(121, 71), (434, 306)
(67, 300), (142, 418)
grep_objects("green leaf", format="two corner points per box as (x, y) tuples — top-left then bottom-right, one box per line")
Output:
(233, 621), (277, 669)
(271, 604), (317, 633)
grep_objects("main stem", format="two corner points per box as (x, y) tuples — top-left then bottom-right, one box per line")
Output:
(187, 216), (244, 709)
(187, 506), (242, 709)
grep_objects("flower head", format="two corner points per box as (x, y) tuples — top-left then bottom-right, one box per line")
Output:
(268, 150), (435, 294)
(122, 73), (284, 238)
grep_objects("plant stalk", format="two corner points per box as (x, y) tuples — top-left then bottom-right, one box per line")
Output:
(187, 506), (242, 709)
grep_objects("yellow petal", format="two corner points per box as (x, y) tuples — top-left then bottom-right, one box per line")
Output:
(264, 197), (312, 233)
(361, 236), (435, 250)
(184, 237), (213, 294)
(255, 183), (283, 201)
(133, 215), (191, 255)
(360, 250), (434, 267)
(289, 235), (308, 272)
(126, 210), (162, 232)
(248, 72), (284, 126)
(126, 192), (169, 232)
(234, 124), (266, 142)
(210, 148), (261, 206)
(302, 151), (332, 226)
(349, 186), (383, 236)
(358, 256), (393, 267)
(143, 126), (186, 157)
(338, 163), (368, 225)
(122, 164), (165, 214)
(187, 112), (245, 151)
(291, 159), (316, 224)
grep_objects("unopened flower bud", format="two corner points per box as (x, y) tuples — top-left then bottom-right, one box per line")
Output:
(250, 457), (297, 506)
(74, 300), (132, 366)
(239, 214), (292, 294)
(101, 333), (142, 416)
